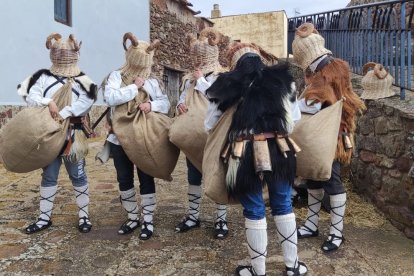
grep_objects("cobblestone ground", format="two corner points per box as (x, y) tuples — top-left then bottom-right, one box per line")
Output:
(1, 139), (413, 275)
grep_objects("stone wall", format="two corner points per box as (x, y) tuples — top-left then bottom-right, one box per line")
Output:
(351, 93), (414, 239)
(211, 11), (288, 59)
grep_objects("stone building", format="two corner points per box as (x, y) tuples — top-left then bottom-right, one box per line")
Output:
(150, 0), (214, 113)
(209, 4), (288, 61)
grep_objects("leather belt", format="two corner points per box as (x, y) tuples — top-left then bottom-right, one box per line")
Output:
(236, 132), (288, 141)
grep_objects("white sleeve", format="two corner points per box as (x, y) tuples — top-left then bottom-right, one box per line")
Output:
(204, 101), (223, 131)
(103, 71), (138, 107)
(195, 75), (217, 95)
(298, 98), (322, 114)
(177, 80), (191, 106)
(26, 74), (52, 107)
(291, 99), (301, 123)
(147, 79), (170, 114)
(59, 89), (95, 119)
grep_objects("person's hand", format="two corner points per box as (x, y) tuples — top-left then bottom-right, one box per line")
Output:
(48, 101), (59, 118)
(139, 102), (151, 113)
(193, 69), (203, 80)
(177, 103), (188, 114)
(134, 77), (145, 88)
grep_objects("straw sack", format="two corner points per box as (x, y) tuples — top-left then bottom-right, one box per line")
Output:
(112, 88), (179, 181)
(0, 81), (72, 172)
(169, 85), (208, 172)
(291, 100), (343, 181)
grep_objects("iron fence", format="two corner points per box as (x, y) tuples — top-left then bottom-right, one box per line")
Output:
(288, 0), (414, 100)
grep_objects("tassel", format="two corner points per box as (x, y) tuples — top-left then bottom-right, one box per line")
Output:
(63, 129), (89, 163)
(226, 156), (240, 192)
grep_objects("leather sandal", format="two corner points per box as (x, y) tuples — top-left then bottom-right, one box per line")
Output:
(235, 265), (265, 276)
(321, 234), (345, 252)
(78, 217), (92, 233)
(214, 220), (229, 239)
(118, 218), (140, 235)
(285, 261), (307, 276)
(25, 218), (52, 234)
(139, 221), (153, 240)
(297, 225), (319, 239)
(175, 216), (200, 233)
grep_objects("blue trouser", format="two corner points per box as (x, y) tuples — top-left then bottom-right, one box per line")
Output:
(41, 157), (87, 188)
(109, 142), (155, 195)
(306, 161), (345, 195)
(186, 158), (202, 186)
(239, 179), (293, 220)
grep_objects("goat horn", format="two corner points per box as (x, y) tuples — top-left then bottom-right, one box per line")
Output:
(46, 33), (62, 49)
(146, 39), (160, 53)
(123, 32), (139, 51)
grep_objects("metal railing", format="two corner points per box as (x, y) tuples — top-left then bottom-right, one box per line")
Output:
(288, 0), (414, 100)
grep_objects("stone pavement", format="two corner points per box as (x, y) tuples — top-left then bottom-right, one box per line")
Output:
(0, 140), (413, 276)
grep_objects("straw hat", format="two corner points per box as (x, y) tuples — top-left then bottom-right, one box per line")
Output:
(120, 32), (160, 82)
(292, 23), (332, 70)
(187, 27), (222, 74)
(226, 41), (278, 69)
(47, 33), (81, 77)
(361, 62), (395, 99)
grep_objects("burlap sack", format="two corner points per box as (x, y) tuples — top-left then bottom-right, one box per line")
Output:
(169, 86), (208, 172)
(112, 88), (179, 181)
(203, 105), (238, 205)
(0, 81), (72, 173)
(291, 100), (343, 181)
(203, 104), (271, 205)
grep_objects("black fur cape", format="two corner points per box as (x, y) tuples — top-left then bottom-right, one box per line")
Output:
(17, 69), (97, 101)
(207, 62), (297, 197)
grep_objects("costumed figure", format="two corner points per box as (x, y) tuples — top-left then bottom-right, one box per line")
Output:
(172, 28), (229, 239)
(18, 33), (97, 233)
(102, 32), (170, 240)
(292, 23), (366, 252)
(360, 62), (395, 100)
(205, 42), (307, 276)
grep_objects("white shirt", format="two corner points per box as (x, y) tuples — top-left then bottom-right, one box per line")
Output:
(104, 70), (170, 145)
(26, 73), (94, 119)
(177, 74), (221, 131)
(298, 98), (322, 114)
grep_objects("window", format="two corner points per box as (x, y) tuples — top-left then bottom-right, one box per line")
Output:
(54, 0), (72, 26)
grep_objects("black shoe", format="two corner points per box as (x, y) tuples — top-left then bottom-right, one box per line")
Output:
(214, 220), (228, 239)
(78, 217), (92, 233)
(285, 261), (307, 276)
(321, 234), (345, 252)
(25, 218), (52, 234)
(175, 216), (200, 233)
(139, 221), (153, 240)
(235, 265), (265, 276)
(297, 225), (319, 239)
(118, 218), (140, 235)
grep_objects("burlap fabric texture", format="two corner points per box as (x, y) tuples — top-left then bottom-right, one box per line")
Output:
(361, 62), (395, 99)
(47, 33), (81, 77)
(0, 81), (72, 173)
(203, 104), (270, 205)
(292, 23), (332, 70)
(291, 100), (343, 181)
(168, 83), (209, 172)
(203, 104), (238, 204)
(112, 84), (179, 181)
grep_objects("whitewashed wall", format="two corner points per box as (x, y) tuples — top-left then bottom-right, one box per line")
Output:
(0, 0), (150, 104)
